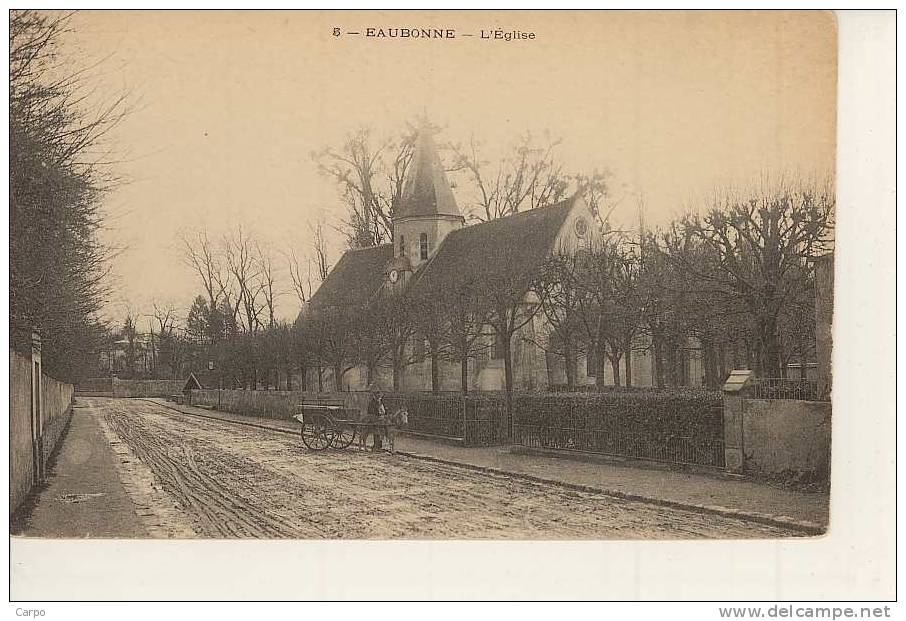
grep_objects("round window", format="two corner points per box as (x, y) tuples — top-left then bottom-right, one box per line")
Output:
(574, 217), (588, 238)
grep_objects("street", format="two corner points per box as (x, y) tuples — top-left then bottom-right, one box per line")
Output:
(77, 398), (797, 539)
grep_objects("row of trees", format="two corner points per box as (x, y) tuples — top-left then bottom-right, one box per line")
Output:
(112, 124), (612, 388)
(10, 11), (124, 381)
(533, 179), (832, 391)
(137, 178), (830, 399)
(293, 178), (832, 398)
(117, 118), (831, 398)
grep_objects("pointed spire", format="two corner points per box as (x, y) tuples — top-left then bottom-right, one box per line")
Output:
(395, 120), (461, 221)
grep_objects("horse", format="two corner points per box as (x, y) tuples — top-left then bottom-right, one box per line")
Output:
(356, 408), (409, 454)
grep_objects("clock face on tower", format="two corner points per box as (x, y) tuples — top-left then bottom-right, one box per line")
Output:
(388, 269), (400, 284)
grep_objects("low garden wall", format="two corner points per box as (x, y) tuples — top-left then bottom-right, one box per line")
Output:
(742, 398), (831, 484)
(186, 389), (371, 422)
(112, 378), (184, 398)
(75, 377), (113, 394)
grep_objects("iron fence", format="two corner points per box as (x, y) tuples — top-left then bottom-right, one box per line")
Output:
(381, 392), (505, 446)
(513, 423), (725, 467)
(511, 392), (726, 468)
(748, 377), (825, 401)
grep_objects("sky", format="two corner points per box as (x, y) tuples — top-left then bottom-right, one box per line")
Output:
(60, 10), (837, 327)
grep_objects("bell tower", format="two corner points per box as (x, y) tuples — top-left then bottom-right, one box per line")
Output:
(391, 121), (464, 281)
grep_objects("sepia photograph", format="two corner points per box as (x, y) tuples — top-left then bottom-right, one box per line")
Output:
(6, 7), (895, 604)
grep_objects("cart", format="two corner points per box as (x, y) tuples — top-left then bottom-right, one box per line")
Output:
(293, 402), (368, 451)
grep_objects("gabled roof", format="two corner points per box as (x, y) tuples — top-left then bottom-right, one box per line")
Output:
(395, 129), (461, 220)
(308, 197), (579, 313)
(183, 372), (203, 392)
(308, 244), (393, 310)
(408, 196), (577, 298)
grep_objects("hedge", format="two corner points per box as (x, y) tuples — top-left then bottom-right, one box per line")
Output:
(511, 389), (725, 465)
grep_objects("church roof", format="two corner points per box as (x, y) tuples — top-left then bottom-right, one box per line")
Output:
(309, 197), (578, 315)
(408, 196), (577, 299)
(395, 129), (461, 221)
(308, 244), (393, 310)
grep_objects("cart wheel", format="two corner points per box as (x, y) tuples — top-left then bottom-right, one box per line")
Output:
(301, 420), (332, 451)
(332, 425), (356, 449)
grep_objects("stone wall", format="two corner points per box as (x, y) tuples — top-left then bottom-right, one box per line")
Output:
(10, 350), (35, 515)
(742, 398), (832, 483)
(112, 378), (185, 398)
(814, 252), (834, 398)
(9, 349), (74, 516)
(75, 377), (113, 394)
(187, 389), (372, 421)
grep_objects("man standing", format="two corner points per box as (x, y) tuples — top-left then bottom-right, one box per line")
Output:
(367, 388), (386, 450)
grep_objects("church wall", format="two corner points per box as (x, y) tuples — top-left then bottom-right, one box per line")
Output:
(551, 195), (601, 255)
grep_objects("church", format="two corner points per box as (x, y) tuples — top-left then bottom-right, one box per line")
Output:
(303, 127), (702, 392)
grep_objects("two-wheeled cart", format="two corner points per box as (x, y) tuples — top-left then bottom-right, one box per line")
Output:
(293, 401), (368, 451)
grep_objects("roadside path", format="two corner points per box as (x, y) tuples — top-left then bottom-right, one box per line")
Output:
(16, 403), (146, 538)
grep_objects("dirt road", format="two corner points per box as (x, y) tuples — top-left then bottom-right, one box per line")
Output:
(87, 397), (798, 539)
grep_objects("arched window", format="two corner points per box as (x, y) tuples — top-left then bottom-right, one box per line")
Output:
(399, 234), (405, 257)
(419, 233), (429, 260)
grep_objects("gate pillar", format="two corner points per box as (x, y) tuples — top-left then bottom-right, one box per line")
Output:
(721, 369), (753, 474)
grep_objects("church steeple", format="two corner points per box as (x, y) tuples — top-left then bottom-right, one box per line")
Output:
(395, 123), (461, 222)
(390, 120), (464, 273)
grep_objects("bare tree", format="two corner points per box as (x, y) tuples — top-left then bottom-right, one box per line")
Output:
(668, 179), (834, 378)
(181, 230), (225, 312)
(450, 132), (570, 221)
(311, 220), (331, 281)
(224, 227), (264, 334)
(287, 249), (311, 307)
(255, 242), (278, 330)
(533, 252), (588, 387)
(312, 126), (415, 247)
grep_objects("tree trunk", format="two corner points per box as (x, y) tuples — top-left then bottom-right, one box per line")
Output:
(624, 343), (633, 387)
(701, 339), (718, 388)
(299, 363), (307, 392)
(392, 356), (401, 391)
(609, 354), (621, 387)
(757, 314), (781, 377)
(596, 341), (608, 387)
(430, 351), (440, 392)
(460, 356), (469, 394)
(652, 335), (664, 388)
(564, 339), (576, 388)
(717, 343), (727, 381)
(666, 337), (679, 387)
(333, 363), (343, 392)
(316, 363), (323, 392)
(503, 335), (515, 440)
